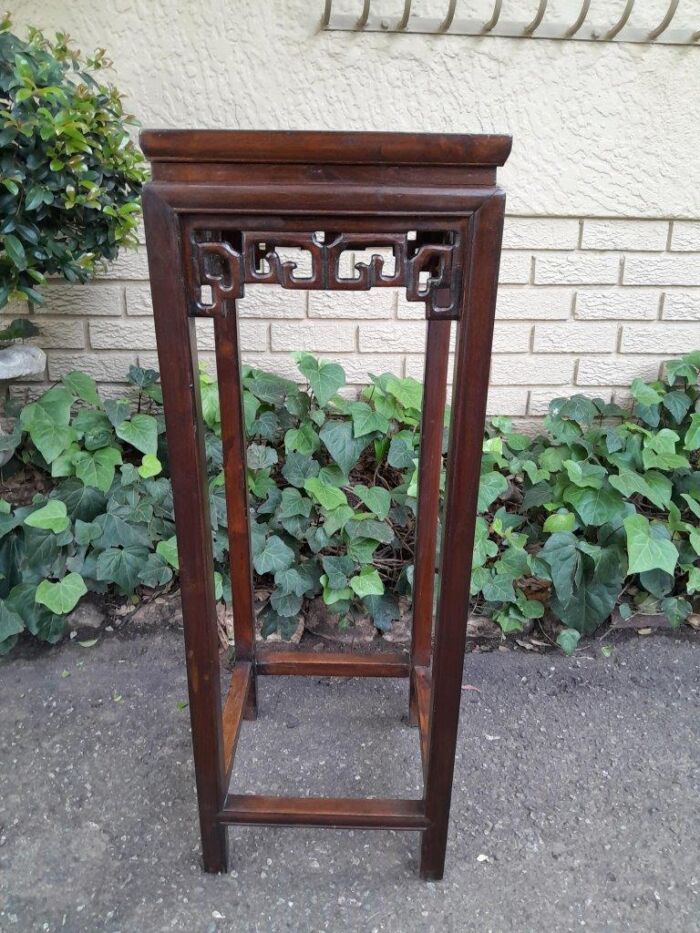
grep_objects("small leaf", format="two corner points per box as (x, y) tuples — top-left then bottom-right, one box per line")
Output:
(156, 536), (179, 569)
(352, 484), (391, 520)
(294, 353), (346, 406)
(24, 500), (69, 533)
(349, 566), (384, 598)
(253, 535), (295, 575)
(35, 573), (87, 615)
(623, 514), (678, 576)
(138, 453), (162, 478)
(115, 414), (158, 455)
(304, 477), (348, 511)
(556, 628), (581, 656)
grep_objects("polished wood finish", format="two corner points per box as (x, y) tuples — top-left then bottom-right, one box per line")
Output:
(221, 662), (252, 784)
(255, 649), (409, 678)
(141, 129), (510, 880)
(219, 795), (428, 830)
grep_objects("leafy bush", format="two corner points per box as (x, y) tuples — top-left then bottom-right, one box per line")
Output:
(0, 351), (698, 657)
(0, 17), (146, 307)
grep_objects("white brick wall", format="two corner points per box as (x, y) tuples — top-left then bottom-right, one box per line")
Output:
(8, 215), (700, 421)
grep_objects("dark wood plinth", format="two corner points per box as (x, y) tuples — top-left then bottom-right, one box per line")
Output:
(141, 129), (511, 880)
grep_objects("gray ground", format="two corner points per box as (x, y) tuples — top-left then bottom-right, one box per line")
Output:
(0, 629), (698, 933)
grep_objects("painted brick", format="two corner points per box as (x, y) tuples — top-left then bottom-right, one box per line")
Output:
(623, 255), (700, 286)
(662, 291), (700, 320)
(575, 289), (660, 320)
(90, 320), (156, 350)
(492, 323), (531, 353)
(670, 221), (700, 251)
(101, 248), (150, 280)
(581, 219), (668, 251)
(358, 322), (426, 353)
(270, 321), (356, 352)
(35, 284), (124, 316)
(239, 285), (306, 319)
(21, 319), (85, 349)
(498, 252), (531, 284)
(3, 299), (30, 316)
(309, 290), (395, 319)
(535, 254), (620, 285)
(405, 354), (456, 383)
(532, 323), (618, 353)
(125, 284), (153, 316)
(485, 387), (529, 416)
(576, 357), (664, 386)
(496, 286), (572, 320)
(527, 388), (569, 416)
(396, 295), (426, 320)
(620, 324), (700, 353)
(490, 355), (575, 385)
(502, 217), (579, 251)
(48, 352), (135, 382)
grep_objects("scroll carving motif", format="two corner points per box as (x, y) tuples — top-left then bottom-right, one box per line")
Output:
(192, 230), (462, 319)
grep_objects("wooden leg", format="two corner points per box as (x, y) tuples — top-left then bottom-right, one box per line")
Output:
(143, 190), (229, 873)
(409, 319), (451, 725)
(420, 194), (506, 881)
(215, 307), (258, 719)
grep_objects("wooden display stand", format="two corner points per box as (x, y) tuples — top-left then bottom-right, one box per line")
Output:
(141, 130), (511, 880)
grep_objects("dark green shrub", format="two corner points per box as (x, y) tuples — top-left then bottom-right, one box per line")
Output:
(0, 17), (146, 307)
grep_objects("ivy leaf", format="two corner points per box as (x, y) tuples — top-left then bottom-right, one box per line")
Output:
(349, 566), (384, 598)
(477, 470), (508, 512)
(284, 422), (320, 455)
(35, 572), (87, 615)
(246, 443), (278, 471)
(630, 378), (663, 407)
(472, 517), (498, 568)
(661, 390), (691, 423)
(352, 484), (391, 520)
(623, 514), (678, 576)
(62, 371), (101, 407)
(72, 446), (122, 492)
(543, 510), (576, 533)
(19, 404), (77, 464)
(685, 413), (700, 451)
(138, 453), (162, 478)
(320, 555), (355, 590)
(563, 485), (625, 527)
(269, 587), (303, 617)
(661, 596), (691, 629)
(281, 452), (319, 488)
(540, 533), (581, 604)
(24, 500), (70, 534)
(481, 572), (516, 603)
(94, 512), (151, 549)
(0, 601), (25, 643)
(96, 546), (150, 592)
(74, 519), (102, 546)
(277, 488), (312, 520)
(104, 398), (131, 428)
(304, 477), (348, 511)
(383, 375), (423, 411)
(556, 628), (581, 656)
(115, 414), (158, 456)
(387, 435), (416, 469)
(253, 535), (294, 575)
(563, 459), (606, 490)
(363, 593), (400, 632)
(156, 535), (179, 569)
(53, 480), (107, 522)
(323, 504), (355, 536)
(608, 469), (672, 510)
(294, 353), (346, 406)
(344, 518), (393, 544)
(349, 402), (389, 438)
(273, 566), (310, 597)
(319, 421), (368, 477)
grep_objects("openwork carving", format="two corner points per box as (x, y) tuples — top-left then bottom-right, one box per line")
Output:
(192, 230), (462, 320)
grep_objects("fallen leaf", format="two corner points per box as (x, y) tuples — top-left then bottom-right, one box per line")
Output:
(476, 853), (492, 863)
(601, 646), (613, 658)
(686, 614), (700, 632)
(61, 669), (71, 678)
(77, 638), (98, 648)
(461, 684), (481, 692)
(637, 627), (653, 636)
(484, 734), (501, 742)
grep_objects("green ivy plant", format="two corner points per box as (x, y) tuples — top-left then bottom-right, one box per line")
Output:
(0, 351), (698, 657)
(0, 17), (146, 307)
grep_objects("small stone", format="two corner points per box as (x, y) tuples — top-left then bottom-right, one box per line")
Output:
(128, 592), (183, 628)
(466, 615), (501, 639)
(66, 599), (105, 637)
(0, 345), (46, 381)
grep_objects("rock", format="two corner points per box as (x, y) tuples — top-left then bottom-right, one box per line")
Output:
(66, 598), (106, 637)
(466, 615), (502, 639)
(128, 592), (183, 628)
(305, 597), (376, 645)
(381, 597), (412, 644)
(0, 345), (46, 381)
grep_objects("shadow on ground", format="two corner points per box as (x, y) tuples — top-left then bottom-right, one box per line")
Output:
(1, 629), (698, 932)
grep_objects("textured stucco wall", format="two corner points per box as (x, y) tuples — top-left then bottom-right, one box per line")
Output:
(11, 1), (700, 419)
